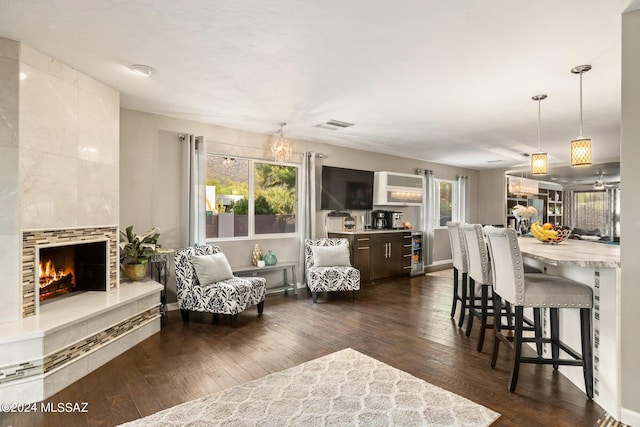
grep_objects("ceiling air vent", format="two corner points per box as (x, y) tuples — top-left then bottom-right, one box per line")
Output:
(314, 120), (354, 130)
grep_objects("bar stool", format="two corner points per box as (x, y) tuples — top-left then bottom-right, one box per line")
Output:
(445, 222), (469, 328)
(461, 224), (542, 353)
(460, 224), (496, 351)
(483, 226), (594, 398)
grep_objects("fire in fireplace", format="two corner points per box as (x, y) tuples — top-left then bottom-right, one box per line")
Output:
(37, 240), (108, 302)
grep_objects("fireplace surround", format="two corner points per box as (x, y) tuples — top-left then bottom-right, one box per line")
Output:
(21, 226), (119, 317)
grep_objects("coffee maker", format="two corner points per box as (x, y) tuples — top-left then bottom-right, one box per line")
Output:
(385, 211), (404, 229)
(371, 210), (387, 229)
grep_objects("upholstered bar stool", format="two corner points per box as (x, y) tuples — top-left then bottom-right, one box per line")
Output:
(460, 224), (497, 351)
(483, 227), (594, 398)
(446, 222), (469, 328)
(461, 224), (542, 353)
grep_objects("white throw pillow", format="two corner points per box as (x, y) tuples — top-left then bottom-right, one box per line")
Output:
(311, 244), (351, 267)
(191, 253), (234, 285)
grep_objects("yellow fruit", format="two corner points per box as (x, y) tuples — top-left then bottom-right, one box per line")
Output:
(542, 223), (554, 230)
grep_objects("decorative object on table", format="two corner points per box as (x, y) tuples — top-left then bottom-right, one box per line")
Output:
(119, 225), (160, 281)
(512, 204), (538, 236)
(257, 254), (265, 268)
(251, 243), (263, 266)
(263, 250), (277, 266)
(530, 221), (572, 244)
(342, 215), (356, 231)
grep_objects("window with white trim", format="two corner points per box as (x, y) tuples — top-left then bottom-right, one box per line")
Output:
(205, 155), (298, 239)
(435, 178), (458, 227)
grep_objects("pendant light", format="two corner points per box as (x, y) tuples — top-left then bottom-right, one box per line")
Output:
(570, 64), (592, 166)
(531, 94), (548, 175)
(271, 122), (292, 163)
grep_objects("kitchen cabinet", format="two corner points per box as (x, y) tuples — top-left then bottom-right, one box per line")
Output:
(329, 231), (412, 282)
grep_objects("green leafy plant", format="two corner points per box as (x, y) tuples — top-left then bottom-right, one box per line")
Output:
(119, 226), (160, 265)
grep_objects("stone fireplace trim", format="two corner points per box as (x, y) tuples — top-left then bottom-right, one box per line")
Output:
(21, 226), (119, 318)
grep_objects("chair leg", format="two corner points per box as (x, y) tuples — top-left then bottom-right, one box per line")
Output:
(550, 308), (560, 369)
(477, 285), (489, 352)
(451, 267), (459, 318)
(509, 306), (524, 392)
(580, 307), (594, 399)
(458, 272), (468, 328)
(352, 290), (357, 302)
(465, 277), (476, 337)
(312, 292), (318, 303)
(180, 309), (190, 322)
(490, 293), (502, 368)
(257, 301), (264, 314)
(534, 307), (543, 357)
(230, 314), (238, 328)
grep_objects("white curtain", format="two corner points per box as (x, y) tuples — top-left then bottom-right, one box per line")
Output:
(422, 170), (435, 266)
(299, 152), (317, 276)
(456, 175), (469, 223)
(181, 134), (206, 246)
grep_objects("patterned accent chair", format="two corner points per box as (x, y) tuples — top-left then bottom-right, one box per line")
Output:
(175, 245), (266, 327)
(304, 238), (360, 303)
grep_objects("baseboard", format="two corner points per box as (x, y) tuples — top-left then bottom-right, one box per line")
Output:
(621, 407), (640, 426)
(165, 302), (179, 312)
(425, 261), (452, 272)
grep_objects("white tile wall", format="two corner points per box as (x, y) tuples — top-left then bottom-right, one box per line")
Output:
(0, 233), (20, 323)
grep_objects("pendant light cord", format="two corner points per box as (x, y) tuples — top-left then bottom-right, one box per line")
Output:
(579, 71), (584, 137)
(537, 98), (542, 151)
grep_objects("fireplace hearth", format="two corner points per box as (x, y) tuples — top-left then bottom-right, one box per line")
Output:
(37, 240), (108, 303)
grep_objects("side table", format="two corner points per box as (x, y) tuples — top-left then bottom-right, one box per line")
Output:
(150, 249), (174, 315)
(233, 262), (298, 295)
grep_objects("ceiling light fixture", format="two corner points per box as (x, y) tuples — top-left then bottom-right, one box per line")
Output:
(128, 64), (156, 77)
(271, 123), (292, 163)
(570, 64), (592, 167)
(531, 94), (548, 175)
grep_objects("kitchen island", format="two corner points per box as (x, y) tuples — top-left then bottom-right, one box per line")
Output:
(517, 237), (621, 420)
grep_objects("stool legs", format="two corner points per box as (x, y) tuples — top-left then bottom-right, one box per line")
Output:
(509, 306), (525, 392)
(477, 285), (490, 352)
(465, 277), (476, 337)
(458, 272), (468, 328)
(580, 308), (594, 399)
(451, 267), (459, 318)
(551, 308), (560, 369)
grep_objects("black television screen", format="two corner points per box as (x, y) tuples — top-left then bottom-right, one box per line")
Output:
(321, 166), (374, 210)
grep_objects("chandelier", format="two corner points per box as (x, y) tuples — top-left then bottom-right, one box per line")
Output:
(570, 65), (592, 166)
(530, 94), (548, 175)
(271, 123), (292, 163)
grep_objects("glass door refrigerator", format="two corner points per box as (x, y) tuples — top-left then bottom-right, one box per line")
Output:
(410, 231), (424, 276)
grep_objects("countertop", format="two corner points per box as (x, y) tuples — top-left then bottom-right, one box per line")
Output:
(518, 236), (620, 268)
(328, 229), (416, 235)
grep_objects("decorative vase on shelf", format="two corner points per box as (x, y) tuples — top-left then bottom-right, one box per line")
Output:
(251, 244), (263, 266)
(264, 250), (277, 266)
(257, 259), (266, 268)
(124, 263), (147, 281)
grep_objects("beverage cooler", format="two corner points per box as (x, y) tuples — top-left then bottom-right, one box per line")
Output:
(410, 231), (424, 276)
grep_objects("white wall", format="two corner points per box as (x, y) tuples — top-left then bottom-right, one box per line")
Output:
(620, 8), (640, 424)
(477, 168), (508, 225)
(0, 38), (119, 323)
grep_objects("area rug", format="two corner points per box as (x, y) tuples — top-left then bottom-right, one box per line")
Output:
(120, 348), (500, 426)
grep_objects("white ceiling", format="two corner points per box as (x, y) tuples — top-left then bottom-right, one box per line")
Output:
(0, 0), (633, 170)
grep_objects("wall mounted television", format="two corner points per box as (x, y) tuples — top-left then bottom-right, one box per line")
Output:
(321, 166), (374, 211)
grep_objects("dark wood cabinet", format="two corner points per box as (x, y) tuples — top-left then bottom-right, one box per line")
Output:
(329, 231), (411, 282)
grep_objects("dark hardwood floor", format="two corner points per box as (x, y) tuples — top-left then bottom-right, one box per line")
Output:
(1, 270), (604, 426)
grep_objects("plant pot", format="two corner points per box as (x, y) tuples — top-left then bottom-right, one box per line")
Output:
(257, 260), (266, 268)
(124, 263), (147, 281)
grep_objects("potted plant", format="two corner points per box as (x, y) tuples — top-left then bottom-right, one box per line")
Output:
(119, 226), (160, 281)
(257, 254), (265, 268)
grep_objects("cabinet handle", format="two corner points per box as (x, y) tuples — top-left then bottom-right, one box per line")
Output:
(356, 238), (370, 242)
(357, 246), (370, 250)
(403, 254), (412, 258)
(388, 242), (392, 258)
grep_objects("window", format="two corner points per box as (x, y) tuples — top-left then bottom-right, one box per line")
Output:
(435, 179), (457, 227)
(205, 155), (298, 239)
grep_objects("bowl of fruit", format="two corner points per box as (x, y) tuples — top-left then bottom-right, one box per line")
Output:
(530, 221), (572, 244)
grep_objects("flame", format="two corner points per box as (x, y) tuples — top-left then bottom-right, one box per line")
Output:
(38, 259), (71, 288)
